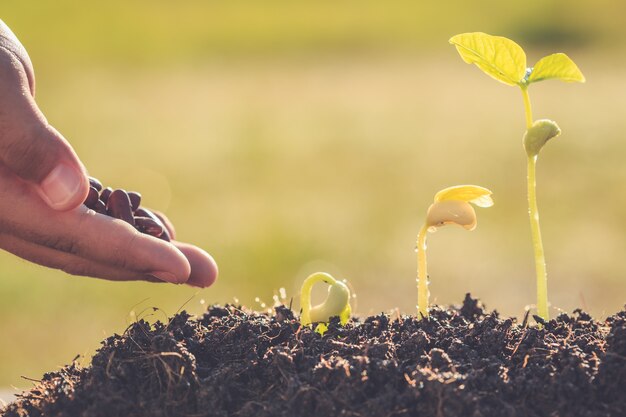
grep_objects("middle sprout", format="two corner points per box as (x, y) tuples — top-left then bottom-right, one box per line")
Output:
(416, 185), (494, 319)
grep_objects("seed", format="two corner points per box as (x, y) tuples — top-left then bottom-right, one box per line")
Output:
(151, 210), (176, 240)
(94, 199), (107, 215)
(106, 189), (135, 226)
(128, 191), (142, 211)
(83, 187), (100, 209)
(159, 228), (171, 242)
(88, 177), (103, 191)
(87, 177), (174, 241)
(135, 208), (172, 241)
(135, 207), (164, 227)
(100, 187), (113, 204)
(135, 216), (164, 237)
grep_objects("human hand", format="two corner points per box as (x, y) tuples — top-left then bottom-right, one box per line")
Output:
(0, 20), (218, 287)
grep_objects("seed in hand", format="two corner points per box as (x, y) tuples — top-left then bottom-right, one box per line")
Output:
(94, 199), (107, 215)
(84, 187), (100, 209)
(135, 216), (164, 237)
(83, 176), (172, 242)
(106, 189), (135, 226)
(100, 187), (112, 204)
(128, 191), (141, 211)
(88, 177), (103, 192)
(135, 207), (170, 241)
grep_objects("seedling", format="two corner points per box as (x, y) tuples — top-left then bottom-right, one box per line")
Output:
(416, 185), (493, 319)
(300, 272), (351, 334)
(449, 32), (585, 320)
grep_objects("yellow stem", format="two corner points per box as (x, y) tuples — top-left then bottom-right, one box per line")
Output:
(521, 86), (533, 129)
(521, 86), (549, 321)
(417, 223), (429, 319)
(300, 273), (333, 326)
(527, 156), (549, 320)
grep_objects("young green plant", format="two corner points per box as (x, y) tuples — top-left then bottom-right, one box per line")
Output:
(300, 272), (351, 334)
(449, 32), (585, 320)
(416, 185), (493, 319)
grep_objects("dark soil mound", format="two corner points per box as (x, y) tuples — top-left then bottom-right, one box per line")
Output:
(3, 295), (625, 417)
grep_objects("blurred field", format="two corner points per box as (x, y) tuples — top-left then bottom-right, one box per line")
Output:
(1, 0), (626, 388)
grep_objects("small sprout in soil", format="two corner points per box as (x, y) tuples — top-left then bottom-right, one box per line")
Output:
(300, 272), (351, 334)
(417, 185), (493, 319)
(449, 32), (585, 321)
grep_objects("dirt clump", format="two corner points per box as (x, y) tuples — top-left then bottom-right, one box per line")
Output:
(3, 294), (625, 417)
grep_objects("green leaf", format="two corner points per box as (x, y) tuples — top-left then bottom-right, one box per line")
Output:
(528, 53), (586, 84)
(449, 32), (527, 86)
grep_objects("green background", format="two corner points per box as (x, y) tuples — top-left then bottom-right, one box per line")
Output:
(1, 0), (625, 389)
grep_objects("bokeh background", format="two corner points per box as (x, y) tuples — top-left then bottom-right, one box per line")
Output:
(1, 0), (626, 390)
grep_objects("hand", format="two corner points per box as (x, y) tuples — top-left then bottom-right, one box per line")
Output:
(0, 20), (218, 287)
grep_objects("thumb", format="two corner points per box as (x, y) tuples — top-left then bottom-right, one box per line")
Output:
(0, 48), (89, 211)
(27, 125), (90, 211)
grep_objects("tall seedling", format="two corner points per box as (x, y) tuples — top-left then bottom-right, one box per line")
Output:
(449, 32), (585, 320)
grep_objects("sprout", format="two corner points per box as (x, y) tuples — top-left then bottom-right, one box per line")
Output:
(450, 32), (585, 320)
(523, 119), (561, 157)
(300, 272), (351, 334)
(417, 185), (493, 319)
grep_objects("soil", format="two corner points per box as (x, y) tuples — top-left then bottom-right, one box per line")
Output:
(2, 294), (625, 417)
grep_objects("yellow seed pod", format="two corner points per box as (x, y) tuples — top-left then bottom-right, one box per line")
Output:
(426, 200), (477, 232)
(523, 119), (561, 156)
(427, 185), (493, 232)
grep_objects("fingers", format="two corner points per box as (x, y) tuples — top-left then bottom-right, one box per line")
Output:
(146, 210), (217, 287)
(0, 166), (191, 283)
(0, 233), (218, 287)
(45, 209), (192, 283)
(0, 233), (160, 282)
(0, 30), (88, 211)
(172, 241), (218, 288)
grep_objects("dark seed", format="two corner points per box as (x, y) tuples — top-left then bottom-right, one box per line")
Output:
(135, 208), (171, 241)
(88, 177), (103, 191)
(100, 187), (113, 204)
(134, 207), (150, 218)
(135, 216), (164, 237)
(151, 210), (176, 240)
(83, 187), (100, 208)
(128, 191), (142, 211)
(106, 189), (135, 226)
(135, 208), (163, 226)
(85, 177), (174, 241)
(94, 199), (107, 214)
(159, 228), (171, 242)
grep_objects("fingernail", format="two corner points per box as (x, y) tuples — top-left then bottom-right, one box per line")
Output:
(39, 164), (83, 210)
(150, 271), (181, 284)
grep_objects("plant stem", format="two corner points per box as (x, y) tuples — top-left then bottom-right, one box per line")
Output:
(521, 86), (549, 320)
(521, 86), (533, 129)
(417, 223), (429, 319)
(526, 155), (549, 320)
(300, 273), (331, 326)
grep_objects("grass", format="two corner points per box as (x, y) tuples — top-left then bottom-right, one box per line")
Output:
(2, 0), (626, 388)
